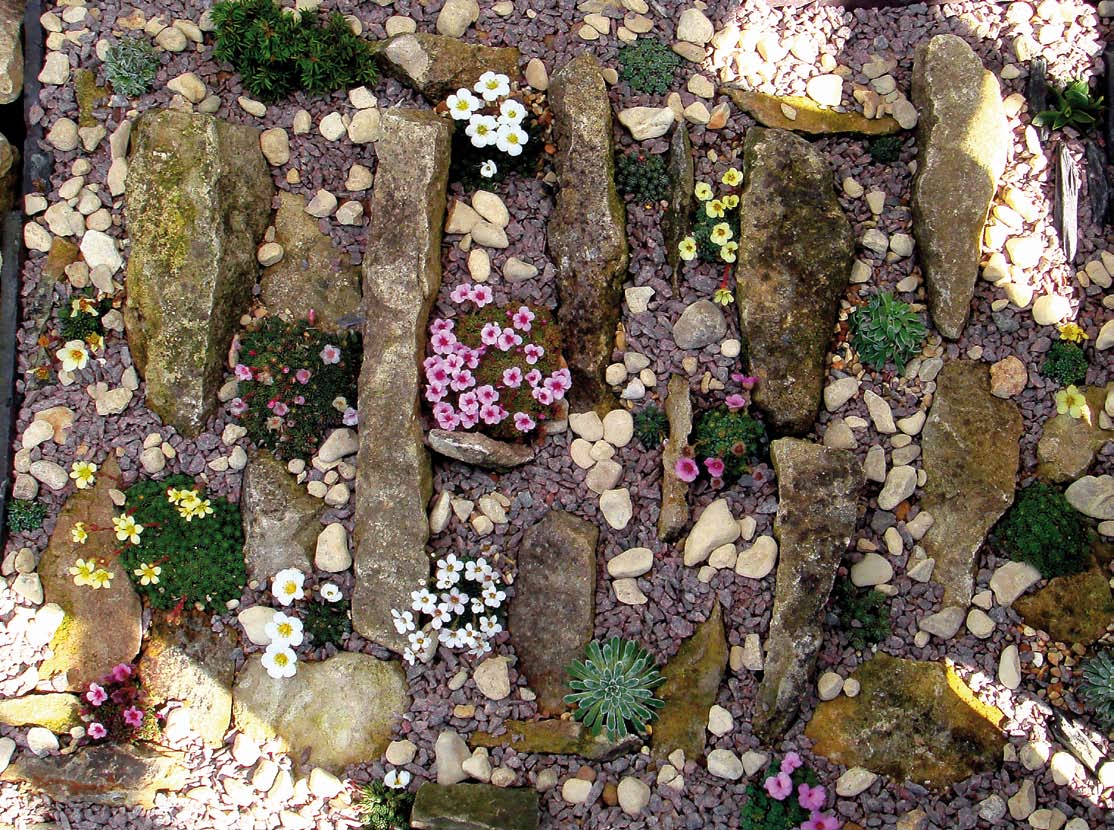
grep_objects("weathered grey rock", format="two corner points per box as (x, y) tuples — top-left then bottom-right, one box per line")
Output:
(375, 33), (519, 103)
(1036, 384), (1114, 482)
(261, 192), (361, 330)
(736, 128), (853, 435)
(0, 132), (17, 216)
(911, 35), (1009, 339)
(509, 511), (597, 714)
(754, 439), (862, 740)
(1066, 475), (1114, 521)
(658, 375), (692, 542)
(125, 110), (273, 437)
(673, 300), (726, 349)
(232, 652), (408, 774)
(427, 429), (535, 469)
(352, 110), (451, 652)
(663, 123), (694, 285)
(241, 449), (321, 583)
(471, 719), (639, 761)
(920, 362), (1022, 607)
(411, 783), (539, 830)
(0, 0), (22, 105)
(548, 55), (628, 410)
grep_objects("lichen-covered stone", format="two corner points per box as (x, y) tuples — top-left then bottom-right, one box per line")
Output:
(427, 429), (535, 469)
(0, 0), (23, 105)
(471, 719), (638, 761)
(548, 55), (629, 411)
(375, 33), (519, 102)
(352, 110), (452, 652)
(0, 694), (81, 732)
(0, 132), (17, 215)
(920, 362), (1022, 607)
(241, 449), (322, 583)
(125, 110), (273, 437)
(735, 128), (853, 435)
(1014, 564), (1114, 646)
(754, 439), (862, 740)
(724, 88), (901, 135)
(911, 35), (1008, 339)
(411, 783), (539, 830)
(662, 123), (694, 285)
(658, 375), (692, 542)
(1036, 383), (1113, 482)
(805, 653), (1005, 788)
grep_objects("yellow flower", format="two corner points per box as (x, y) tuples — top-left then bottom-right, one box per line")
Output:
(112, 514), (143, 545)
(1054, 385), (1090, 421)
(720, 241), (739, 264)
(694, 182), (713, 201)
(704, 199), (725, 219)
(678, 236), (698, 262)
(713, 286), (735, 305)
(89, 568), (113, 590)
(179, 495), (213, 522)
(86, 333), (105, 353)
(70, 522), (88, 545)
(71, 297), (98, 316)
(722, 194), (739, 209)
(133, 562), (161, 586)
(69, 557), (96, 586)
(70, 460), (97, 490)
(56, 340), (89, 373)
(1058, 322), (1088, 343)
(721, 167), (743, 187)
(166, 487), (183, 505)
(709, 222), (733, 245)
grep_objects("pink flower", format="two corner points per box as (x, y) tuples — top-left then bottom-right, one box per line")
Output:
(704, 457), (725, 477)
(425, 382), (448, 403)
(293, 395), (305, 406)
(476, 385), (499, 406)
(511, 306), (535, 331)
(459, 409), (479, 429)
(462, 348), (482, 370)
(123, 707), (144, 728)
(320, 344), (341, 364)
(797, 784), (826, 812)
(531, 386), (554, 405)
(731, 373), (759, 390)
(459, 391), (479, 414)
(229, 397), (248, 416)
(435, 405), (461, 429)
(469, 284), (494, 307)
(479, 403), (505, 425)
(110, 664), (133, 682)
(449, 370), (475, 392)
(801, 812), (841, 830)
(443, 353), (464, 373)
(725, 393), (747, 411)
(524, 368), (543, 387)
(502, 367), (523, 387)
(271, 401), (289, 417)
(450, 283), (473, 304)
(514, 412), (536, 432)
(431, 318), (454, 335)
(343, 408), (358, 426)
(547, 370), (571, 394)
(674, 457), (699, 483)
(234, 363), (253, 381)
(542, 376), (568, 401)
(524, 344), (545, 364)
(480, 322), (502, 345)
(764, 772), (793, 801)
(497, 329), (520, 351)
(426, 363), (450, 385)
(433, 402), (455, 421)
(295, 368), (311, 385)
(780, 752), (803, 775)
(85, 683), (107, 706)
(87, 722), (107, 740)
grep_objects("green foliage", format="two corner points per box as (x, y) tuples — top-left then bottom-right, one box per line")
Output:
(357, 781), (413, 830)
(304, 598), (351, 647)
(1034, 79), (1105, 131)
(103, 36), (160, 98)
(618, 38), (682, 95)
(1080, 649), (1114, 733)
(692, 202), (739, 263)
(6, 499), (48, 533)
(832, 580), (891, 651)
(634, 404), (669, 448)
(564, 636), (665, 740)
(616, 152), (670, 204)
(849, 291), (927, 372)
(868, 134), (903, 164)
(234, 317), (360, 460)
(1041, 340), (1089, 386)
(996, 482), (1091, 579)
(119, 476), (246, 611)
(211, 0), (377, 102)
(58, 292), (108, 343)
(692, 407), (767, 480)
(739, 759), (818, 830)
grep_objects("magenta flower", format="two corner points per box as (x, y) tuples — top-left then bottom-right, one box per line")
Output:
(459, 391), (480, 414)
(462, 348), (482, 370)
(502, 367), (523, 387)
(293, 395), (305, 406)
(271, 401), (289, 417)
(430, 318), (454, 335)
(514, 412), (536, 432)
(524, 368), (543, 387)
(479, 403), (505, 425)
(480, 322), (501, 345)
(469, 284), (494, 307)
(497, 328), (521, 351)
(531, 386), (554, 405)
(674, 457), (699, 483)
(725, 393), (747, 411)
(731, 373), (760, 390)
(87, 722), (107, 740)
(443, 353), (464, 373)
(524, 343), (545, 365)
(704, 457), (725, 477)
(85, 683), (108, 707)
(450, 283), (472, 304)
(449, 370), (476, 392)
(797, 783), (826, 811)
(320, 344), (341, 365)
(295, 368), (311, 385)
(801, 812), (841, 830)
(234, 363), (253, 381)
(229, 397), (248, 417)
(425, 382), (448, 403)
(511, 306), (535, 331)
(476, 385), (499, 406)
(433, 402), (455, 421)
(431, 330), (457, 354)
(427, 364), (450, 386)
(780, 752), (803, 775)
(764, 772), (793, 801)
(459, 409), (480, 429)
(343, 407), (358, 426)
(110, 664), (133, 682)
(122, 706), (144, 728)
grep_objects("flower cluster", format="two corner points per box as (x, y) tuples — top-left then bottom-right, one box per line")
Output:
(1058, 321), (1088, 344)
(446, 72), (529, 183)
(166, 487), (214, 521)
(763, 754), (839, 830)
(392, 553), (507, 666)
(680, 169), (743, 265)
(80, 663), (160, 745)
(425, 301), (566, 438)
(676, 376), (765, 487)
(254, 568), (347, 679)
(741, 753), (840, 830)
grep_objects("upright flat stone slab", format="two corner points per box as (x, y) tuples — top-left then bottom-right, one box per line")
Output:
(0, 0), (23, 105)
(911, 34), (1008, 339)
(471, 719), (638, 761)
(754, 439), (862, 740)
(125, 109), (273, 437)
(547, 55), (629, 411)
(920, 362), (1021, 607)
(735, 128), (853, 435)
(241, 449), (322, 583)
(375, 33), (520, 102)
(508, 510), (598, 714)
(724, 88), (901, 135)
(352, 109), (452, 652)
(662, 123), (694, 286)
(658, 375), (692, 542)
(411, 783), (539, 830)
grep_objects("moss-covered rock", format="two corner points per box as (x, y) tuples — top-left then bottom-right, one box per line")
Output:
(1014, 565), (1114, 646)
(724, 88), (901, 135)
(410, 783), (538, 830)
(0, 693), (82, 732)
(471, 718), (639, 760)
(1036, 383), (1113, 482)
(374, 33), (519, 103)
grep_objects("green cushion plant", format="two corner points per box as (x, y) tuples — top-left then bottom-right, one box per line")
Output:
(103, 35), (160, 98)
(867, 134), (903, 164)
(6, 499), (48, 533)
(1041, 340), (1088, 386)
(995, 481), (1091, 579)
(634, 404), (669, 449)
(357, 780), (414, 830)
(832, 580), (891, 651)
(1080, 649), (1114, 734)
(692, 406), (767, 481)
(564, 636), (665, 740)
(849, 291), (927, 372)
(616, 152), (670, 205)
(618, 37), (682, 95)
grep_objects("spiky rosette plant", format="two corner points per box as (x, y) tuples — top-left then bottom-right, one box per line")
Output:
(849, 291), (927, 372)
(564, 636), (665, 740)
(1081, 649), (1114, 733)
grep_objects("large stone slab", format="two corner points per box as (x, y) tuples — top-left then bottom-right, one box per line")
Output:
(125, 109), (273, 437)
(724, 88), (900, 135)
(471, 718), (639, 761)
(39, 457), (143, 691)
(651, 601), (727, 761)
(427, 429), (535, 469)
(920, 361), (1022, 607)
(260, 191), (361, 330)
(1014, 565), (1114, 646)
(658, 375), (692, 542)
(548, 55), (629, 411)
(232, 652), (408, 774)
(411, 783), (539, 830)
(0, 0), (22, 105)
(662, 123), (694, 286)
(1036, 383), (1113, 482)
(805, 653), (1005, 788)
(735, 128), (853, 435)
(911, 35), (1008, 340)
(754, 439), (862, 740)
(0, 132), (17, 215)
(508, 510), (598, 714)
(375, 33), (520, 102)
(352, 109), (451, 652)
(0, 694), (81, 731)
(241, 449), (322, 583)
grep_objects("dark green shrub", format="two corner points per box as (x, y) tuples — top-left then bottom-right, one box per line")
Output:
(232, 317), (360, 460)
(118, 476), (246, 611)
(304, 598), (351, 647)
(1041, 340), (1088, 386)
(740, 757), (820, 830)
(832, 580), (891, 651)
(211, 0), (378, 102)
(849, 291), (927, 372)
(6, 499), (48, 533)
(103, 36), (160, 97)
(868, 134), (903, 164)
(58, 292), (108, 343)
(565, 637), (665, 740)
(1034, 79), (1104, 131)
(692, 406), (767, 480)
(357, 781), (413, 830)
(634, 404), (669, 448)
(618, 38), (681, 95)
(1081, 649), (1114, 733)
(995, 482), (1091, 579)
(616, 152), (670, 204)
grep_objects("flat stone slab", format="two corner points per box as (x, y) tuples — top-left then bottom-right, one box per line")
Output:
(352, 109), (452, 652)
(411, 783), (539, 830)
(0, 693), (81, 731)
(241, 449), (322, 583)
(1014, 563), (1114, 646)
(1036, 383), (1113, 482)
(427, 429), (535, 469)
(920, 361), (1022, 607)
(658, 375), (692, 542)
(375, 33), (520, 102)
(471, 718), (640, 761)
(724, 87), (901, 135)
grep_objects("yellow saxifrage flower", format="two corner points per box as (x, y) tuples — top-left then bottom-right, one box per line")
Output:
(71, 297), (98, 316)
(134, 562), (161, 586)
(112, 515), (143, 545)
(722, 194), (739, 209)
(1058, 322), (1088, 343)
(709, 222), (733, 245)
(694, 182), (713, 201)
(678, 236), (698, 262)
(86, 333), (104, 353)
(704, 199), (725, 219)
(70, 460), (97, 490)
(714, 286), (735, 305)
(71, 522), (88, 545)
(721, 167), (742, 187)
(56, 340), (89, 372)
(69, 558), (96, 586)
(89, 568), (113, 590)
(720, 241), (739, 264)
(1054, 385), (1089, 421)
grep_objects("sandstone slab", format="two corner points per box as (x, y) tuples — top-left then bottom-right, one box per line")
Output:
(411, 783), (539, 830)
(1014, 564), (1114, 646)
(1036, 384), (1113, 482)
(471, 719), (638, 761)
(658, 375), (692, 541)
(375, 33), (519, 103)
(724, 88), (900, 135)
(241, 449), (322, 583)
(0, 0), (22, 105)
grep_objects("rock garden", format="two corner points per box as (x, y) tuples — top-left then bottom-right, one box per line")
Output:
(0, 0), (1112, 828)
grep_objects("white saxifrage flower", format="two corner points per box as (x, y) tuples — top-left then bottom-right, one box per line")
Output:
(262, 643), (298, 679)
(474, 71), (510, 102)
(495, 123), (528, 156)
(265, 612), (304, 647)
(465, 114), (499, 148)
(271, 568), (305, 606)
(446, 88), (481, 120)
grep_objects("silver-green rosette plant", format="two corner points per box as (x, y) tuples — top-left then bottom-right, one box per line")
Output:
(564, 636), (665, 740)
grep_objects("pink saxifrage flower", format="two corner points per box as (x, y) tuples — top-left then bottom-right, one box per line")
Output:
(764, 771), (793, 801)
(780, 752), (803, 775)
(511, 306), (535, 331)
(514, 412), (536, 432)
(123, 706), (144, 728)
(343, 407), (358, 427)
(524, 368), (543, 387)
(294, 368), (311, 385)
(480, 322), (502, 345)
(469, 284), (494, 307)
(497, 328), (521, 351)
(704, 457), (725, 478)
(270, 401), (289, 417)
(431, 318), (454, 335)
(476, 385), (499, 406)
(431, 330), (457, 354)
(523, 343), (544, 364)
(110, 664), (133, 683)
(531, 386), (554, 406)
(85, 683), (108, 706)
(449, 370), (475, 392)
(797, 783), (826, 811)
(87, 722), (107, 740)
(725, 393), (747, 411)
(234, 363), (253, 381)
(320, 344), (341, 364)
(502, 367), (523, 388)
(800, 812), (841, 830)
(674, 457), (699, 483)
(450, 283), (473, 304)
(229, 397), (248, 417)
(425, 382), (448, 403)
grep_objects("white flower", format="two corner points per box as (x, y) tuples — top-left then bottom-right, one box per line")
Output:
(435, 554), (463, 589)
(475, 71), (511, 102)
(479, 615), (503, 637)
(392, 609), (416, 634)
(384, 769), (411, 789)
(402, 647), (417, 666)
(261, 643), (298, 679)
(482, 584), (507, 608)
(498, 99), (526, 124)
(411, 588), (437, 614)
(468, 638), (492, 658)
(447, 88), (480, 120)
(320, 583), (343, 603)
(465, 114), (499, 148)
(265, 612), (304, 647)
(271, 568), (305, 606)
(459, 623), (480, 647)
(480, 160), (497, 178)
(428, 605), (452, 629)
(470, 598), (486, 615)
(56, 340), (89, 372)
(438, 627), (463, 648)
(408, 630), (432, 653)
(495, 123), (528, 157)
(464, 558), (490, 582)
(440, 588), (469, 615)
